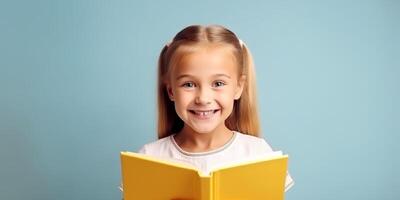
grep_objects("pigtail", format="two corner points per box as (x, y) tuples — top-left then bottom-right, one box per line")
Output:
(226, 43), (261, 137)
(240, 43), (261, 136)
(157, 44), (184, 139)
(157, 45), (169, 139)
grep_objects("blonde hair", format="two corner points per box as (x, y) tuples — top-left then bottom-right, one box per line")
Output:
(157, 24), (260, 139)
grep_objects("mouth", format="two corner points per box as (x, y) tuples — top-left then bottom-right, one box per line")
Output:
(188, 109), (220, 117)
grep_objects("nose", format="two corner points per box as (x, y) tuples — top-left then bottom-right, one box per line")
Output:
(195, 87), (212, 105)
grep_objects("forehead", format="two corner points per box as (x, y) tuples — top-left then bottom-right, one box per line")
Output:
(172, 45), (238, 79)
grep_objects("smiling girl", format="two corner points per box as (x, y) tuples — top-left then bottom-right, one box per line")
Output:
(138, 24), (294, 192)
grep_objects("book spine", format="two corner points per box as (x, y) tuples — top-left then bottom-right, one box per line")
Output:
(212, 173), (218, 200)
(200, 176), (211, 200)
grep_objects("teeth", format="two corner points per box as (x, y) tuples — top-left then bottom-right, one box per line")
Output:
(193, 110), (214, 116)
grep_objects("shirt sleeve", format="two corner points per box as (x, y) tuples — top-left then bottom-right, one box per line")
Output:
(260, 139), (295, 192)
(284, 171), (295, 192)
(119, 182), (123, 192)
(258, 138), (274, 153)
(138, 145), (147, 154)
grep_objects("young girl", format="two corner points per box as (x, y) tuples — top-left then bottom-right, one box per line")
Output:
(138, 24), (294, 192)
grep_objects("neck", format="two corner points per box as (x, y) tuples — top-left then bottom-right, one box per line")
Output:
(174, 124), (233, 153)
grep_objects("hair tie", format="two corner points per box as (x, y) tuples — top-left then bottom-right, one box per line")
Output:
(166, 39), (173, 47)
(238, 39), (245, 47)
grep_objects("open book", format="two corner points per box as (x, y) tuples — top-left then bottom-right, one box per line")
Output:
(120, 151), (288, 200)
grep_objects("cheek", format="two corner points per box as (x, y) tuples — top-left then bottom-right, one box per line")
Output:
(216, 90), (236, 105)
(174, 90), (193, 107)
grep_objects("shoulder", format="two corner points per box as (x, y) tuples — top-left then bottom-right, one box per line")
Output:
(137, 136), (174, 156)
(234, 132), (295, 192)
(234, 131), (274, 154)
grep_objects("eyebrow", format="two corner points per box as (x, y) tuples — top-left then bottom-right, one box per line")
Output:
(176, 73), (231, 80)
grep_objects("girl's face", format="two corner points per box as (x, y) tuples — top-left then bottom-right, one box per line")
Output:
(166, 45), (245, 135)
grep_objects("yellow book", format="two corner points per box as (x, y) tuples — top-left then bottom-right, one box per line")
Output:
(120, 151), (288, 200)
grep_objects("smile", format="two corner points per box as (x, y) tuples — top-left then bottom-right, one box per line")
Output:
(189, 109), (220, 118)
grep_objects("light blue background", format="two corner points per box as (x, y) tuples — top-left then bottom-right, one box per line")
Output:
(1, 0), (399, 199)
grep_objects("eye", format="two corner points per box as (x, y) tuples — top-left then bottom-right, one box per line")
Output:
(213, 81), (226, 87)
(181, 82), (195, 88)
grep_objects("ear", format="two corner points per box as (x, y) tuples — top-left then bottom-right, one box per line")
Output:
(234, 75), (246, 100)
(166, 84), (175, 101)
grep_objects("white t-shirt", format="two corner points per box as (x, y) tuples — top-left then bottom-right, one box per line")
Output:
(138, 131), (295, 192)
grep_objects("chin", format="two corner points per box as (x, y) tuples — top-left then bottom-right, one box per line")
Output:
(192, 127), (216, 134)
(188, 124), (219, 134)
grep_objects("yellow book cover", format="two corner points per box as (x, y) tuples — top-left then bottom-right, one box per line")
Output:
(120, 151), (288, 200)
